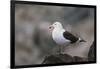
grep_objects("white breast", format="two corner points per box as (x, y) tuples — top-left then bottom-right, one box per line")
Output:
(52, 29), (70, 45)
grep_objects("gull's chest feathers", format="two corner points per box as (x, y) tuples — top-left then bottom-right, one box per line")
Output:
(52, 29), (70, 45)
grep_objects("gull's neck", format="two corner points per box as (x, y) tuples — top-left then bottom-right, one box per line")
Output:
(54, 27), (64, 30)
(53, 27), (65, 33)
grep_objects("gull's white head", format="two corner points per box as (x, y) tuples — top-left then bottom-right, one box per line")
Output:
(49, 22), (63, 30)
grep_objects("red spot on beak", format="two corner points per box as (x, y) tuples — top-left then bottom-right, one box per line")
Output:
(49, 25), (54, 31)
(49, 26), (52, 29)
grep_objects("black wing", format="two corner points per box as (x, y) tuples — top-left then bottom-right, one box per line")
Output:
(63, 31), (78, 43)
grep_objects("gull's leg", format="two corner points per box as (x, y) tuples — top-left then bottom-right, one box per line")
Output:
(58, 46), (61, 54)
(62, 45), (65, 54)
(58, 46), (62, 54)
(60, 46), (62, 54)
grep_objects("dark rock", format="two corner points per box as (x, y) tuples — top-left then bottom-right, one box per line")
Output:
(73, 56), (88, 62)
(88, 42), (95, 61)
(42, 54), (88, 64)
(42, 54), (73, 64)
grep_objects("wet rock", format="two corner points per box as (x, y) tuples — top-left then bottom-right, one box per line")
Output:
(73, 56), (88, 62)
(42, 54), (73, 64)
(42, 54), (88, 64)
(88, 42), (95, 61)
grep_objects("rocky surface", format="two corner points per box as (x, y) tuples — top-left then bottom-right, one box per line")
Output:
(88, 42), (95, 61)
(42, 41), (95, 64)
(42, 54), (88, 64)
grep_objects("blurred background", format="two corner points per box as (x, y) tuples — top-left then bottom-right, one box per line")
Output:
(15, 4), (95, 65)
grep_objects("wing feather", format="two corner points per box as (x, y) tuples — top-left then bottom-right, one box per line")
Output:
(63, 31), (78, 43)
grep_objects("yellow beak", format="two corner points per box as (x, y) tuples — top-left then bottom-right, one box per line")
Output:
(49, 25), (54, 31)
